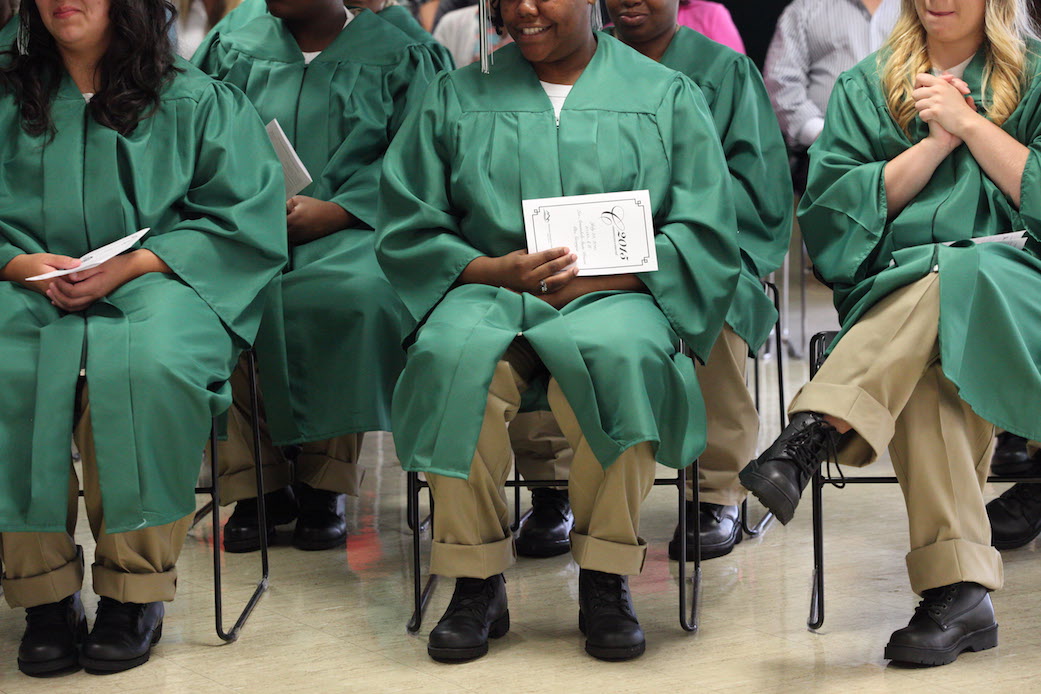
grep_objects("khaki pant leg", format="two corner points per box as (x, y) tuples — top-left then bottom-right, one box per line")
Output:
(75, 387), (193, 603)
(789, 273), (942, 466)
(547, 380), (656, 576)
(427, 358), (527, 579)
(694, 325), (758, 505)
(511, 411), (573, 491)
(0, 460), (83, 608)
(296, 433), (365, 497)
(216, 354), (291, 504)
(889, 364), (1002, 595)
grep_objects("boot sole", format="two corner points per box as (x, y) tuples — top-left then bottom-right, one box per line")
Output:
(668, 527), (742, 561)
(427, 611), (510, 662)
(515, 538), (571, 558)
(81, 622), (162, 674)
(578, 612), (646, 661)
(884, 624), (997, 666)
(739, 467), (796, 525)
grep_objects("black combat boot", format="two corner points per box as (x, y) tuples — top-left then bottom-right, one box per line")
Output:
(292, 482), (348, 550)
(515, 488), (574, 558)
(427, 574), (509, 662)
(81, 597), (164, 673)
(17, 593), (87, 676)
(578, 569), (645, 661)
(884, 582), (997, 666)
(739, 412), (841, 524)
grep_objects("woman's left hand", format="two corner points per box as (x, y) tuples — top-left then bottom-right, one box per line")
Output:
(286, 196), (355, 245)
(46, 249), (169, 312)
(536, 274), (646, 310)
(913, 73), (979, 138)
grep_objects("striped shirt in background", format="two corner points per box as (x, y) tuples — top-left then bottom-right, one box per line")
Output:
(764, 0), (899, 149)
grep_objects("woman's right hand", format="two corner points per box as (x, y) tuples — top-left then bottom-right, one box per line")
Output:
(0, 253), (81, 295)
(925, 118), (962, 153)
(460, 247), (579, 295)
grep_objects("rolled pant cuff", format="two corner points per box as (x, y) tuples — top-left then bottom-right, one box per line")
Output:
(789, 382), (895, 465)
(218, 464), (292, 506)
(905, 539), (1004, 595)
(430, 536), (515, 579)
(296, 457), (362, 497)
(2, 548), (84, 608)
(570, 532), (647, 576)
(92, 564), (178, 603)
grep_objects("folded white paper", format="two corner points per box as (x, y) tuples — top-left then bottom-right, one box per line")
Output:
(523, 190), (658, 276)
(26, 228), (151, 281)
(942, 230), (1028, 250)
(266, 119), (312, 200)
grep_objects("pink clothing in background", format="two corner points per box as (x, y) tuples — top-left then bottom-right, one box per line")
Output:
(676, 0), (745, 54)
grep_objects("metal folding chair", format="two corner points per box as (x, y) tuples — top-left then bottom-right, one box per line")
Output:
(806, 331), (1041, 629)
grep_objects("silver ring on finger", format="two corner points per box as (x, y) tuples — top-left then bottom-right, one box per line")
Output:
(539, 279), (549, 294)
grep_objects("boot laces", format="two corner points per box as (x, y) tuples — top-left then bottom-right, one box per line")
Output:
(25, 599), (72, 629)
(96, 597), (145, 630)
(446, 578), (497, 620)
(917, 585), (958, 619)
(586, 573), (635, 619)
(782, 422), (843, 489)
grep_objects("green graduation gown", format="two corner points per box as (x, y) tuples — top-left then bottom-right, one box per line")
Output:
(800, 45), (1041, 442)
(377, 36), (740, 479)
(0, 62), (287, 533)
(375, 4), (456, 72)
(194, 0), (454, 72)
(657, 26), (792, 352)
(194, 11), (437, 444)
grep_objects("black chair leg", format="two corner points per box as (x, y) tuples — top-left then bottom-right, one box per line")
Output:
(808, 468), (825, 630)
(206, 348), (270, 643)
(407, 472), (437, 634)
(677, 465), (701, 633)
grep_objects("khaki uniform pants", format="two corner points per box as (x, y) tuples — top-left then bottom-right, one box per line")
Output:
(429, 340), (657, 578)
(789, 273), (1002, 595)
(217, 355), (363, 504)
(0, 385), (192, 609)
(512, 325), (758, 506)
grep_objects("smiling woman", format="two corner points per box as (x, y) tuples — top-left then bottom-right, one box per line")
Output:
(376, 0), (740, 665)
(0, 0), (286, 678)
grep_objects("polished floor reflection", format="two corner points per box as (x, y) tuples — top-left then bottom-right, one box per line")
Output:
(1, 281), (1038, 693)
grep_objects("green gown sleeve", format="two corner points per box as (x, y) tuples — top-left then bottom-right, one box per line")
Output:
(1014, 79), (1041, 241)
(0, 232), (20, 271)
(376, 73), (482, 324)
(713, 56), (792, 280)
(144, 81), (287, 345)
(797, 74), (888, 287)
(328, 45), (439, 229)
(639, 76), (741, 362)
(376, 4), (457, 72)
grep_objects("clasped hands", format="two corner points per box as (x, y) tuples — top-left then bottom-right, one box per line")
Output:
(913, 71), (979, 151)
(0, 249), (166, 311)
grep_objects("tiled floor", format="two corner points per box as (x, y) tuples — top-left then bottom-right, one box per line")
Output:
(1, 273), (1038, 693)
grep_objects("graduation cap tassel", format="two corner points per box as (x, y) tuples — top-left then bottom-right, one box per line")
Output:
(479, 0), (491, 74)
(590, 0), (603, 33)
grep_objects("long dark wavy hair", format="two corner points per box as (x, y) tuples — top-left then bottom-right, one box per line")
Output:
(0, 0), (180, 137)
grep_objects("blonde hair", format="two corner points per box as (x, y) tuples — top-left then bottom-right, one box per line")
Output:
(880, 0), (1037, 136)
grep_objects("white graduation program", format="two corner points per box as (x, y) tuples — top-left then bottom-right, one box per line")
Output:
(26, 228), (151, 281)
(523, 190), (658, 276)
(266, 119), (312, 200)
